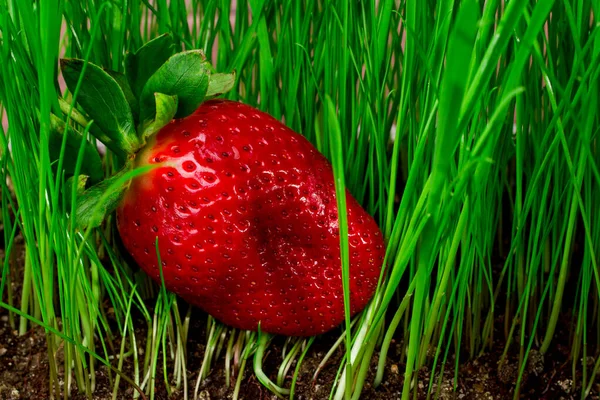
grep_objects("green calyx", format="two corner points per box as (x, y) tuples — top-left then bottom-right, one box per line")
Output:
(55, 34), (235, 229)
(60, 34), (235, 158)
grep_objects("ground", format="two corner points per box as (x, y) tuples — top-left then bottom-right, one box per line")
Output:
(0, 301), (597, 400)
(0, 231), (597, 400)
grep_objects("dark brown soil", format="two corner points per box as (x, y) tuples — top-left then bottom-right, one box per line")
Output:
(0, 301), (597, 400)
(0, 231), (597, 400)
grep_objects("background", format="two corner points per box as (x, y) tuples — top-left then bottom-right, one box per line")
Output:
(1, 0), (599, 399)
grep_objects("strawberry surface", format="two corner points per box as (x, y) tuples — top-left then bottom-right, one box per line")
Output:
(117, 99), (385, 336)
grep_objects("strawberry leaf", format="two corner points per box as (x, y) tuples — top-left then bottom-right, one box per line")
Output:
(61, 59), (140, 155)
(49, 113), (103, 183)
(139, 50), (211, 121)
(106, 70), (139, 123)
(64, 175), (89, 209)
(74, 163), (154, 229)
(75, 169), (129, 229)
(125, 33), (175, 99)
(58, 97), (122, 157)
(67, 175), (89, 195)
(139, 93), (178, 142)
(206, 71), (236, 98)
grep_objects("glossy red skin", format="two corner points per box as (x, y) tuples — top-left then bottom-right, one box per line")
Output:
(117, 100), (385, 336)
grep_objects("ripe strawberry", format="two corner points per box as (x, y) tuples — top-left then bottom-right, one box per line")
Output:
(116, 99), (385, 336)
(59, 36), (385, 336)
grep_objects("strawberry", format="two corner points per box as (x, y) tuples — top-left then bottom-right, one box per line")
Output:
(58, 34), (385, 337)
(116, 99), (385, 336)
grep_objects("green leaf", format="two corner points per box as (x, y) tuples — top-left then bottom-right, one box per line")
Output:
(140, 50), (211, 121)
(65, 174), (89, 209)
(105, 70), (139, 123)
(67, 174), (89, 195)
(73, 163), (128, 229)
(75, 174), (126, 229)
(49, 113), (103, 183)
(125, 33), (175, 98)
(206, 71), (236, 98)
(58, 98), (120, 156)
(139, 93), (178, 142)
(74, 163), (155, 230)
(61, 58), (139, 155)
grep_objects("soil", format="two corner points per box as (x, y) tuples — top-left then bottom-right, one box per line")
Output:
(0, 235), (598, 400)
(0, 300), (597, 400)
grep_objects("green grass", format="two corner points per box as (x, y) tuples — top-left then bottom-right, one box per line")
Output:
(1, 0), (599, 399)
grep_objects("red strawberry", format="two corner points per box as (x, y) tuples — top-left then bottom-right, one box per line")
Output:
(116, 100), (385, 336)
(59, 40), (385, 336)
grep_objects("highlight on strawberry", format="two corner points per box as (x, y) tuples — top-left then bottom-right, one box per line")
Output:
(58, 34), (385, 337)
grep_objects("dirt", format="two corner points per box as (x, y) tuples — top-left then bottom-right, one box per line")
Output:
(0, 229), (598, 400)
(0, 299), (597, 400)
